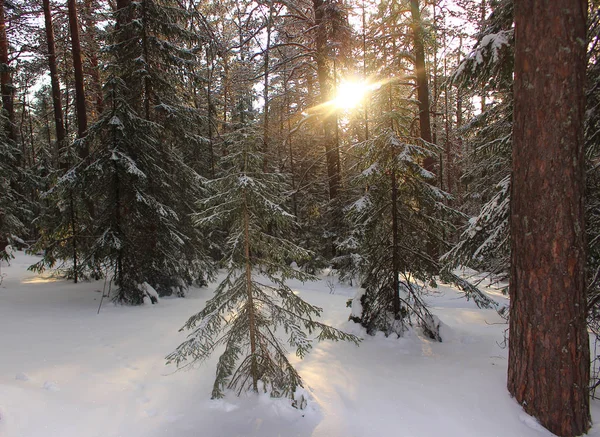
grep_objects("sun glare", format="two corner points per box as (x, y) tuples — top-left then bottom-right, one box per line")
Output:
(333, 81), (371, 110)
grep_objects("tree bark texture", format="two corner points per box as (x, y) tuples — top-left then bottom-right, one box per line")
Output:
(0, 0), (14, 142)
(313, 0), (340, 200)
(391, 169), (400, 316)
(42, 0), (66, 161)
(410, 0), (433, 171)
(67, 0), (88, 144)
(243, 190), (259, 392)
(508, 1), (589, 436)
(82, 0), (104, 117)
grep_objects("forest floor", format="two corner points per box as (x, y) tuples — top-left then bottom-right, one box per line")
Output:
(1, 252), (600, 437)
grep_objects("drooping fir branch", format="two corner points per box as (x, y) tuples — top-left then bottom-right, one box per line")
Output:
(445, 0), (600, 300)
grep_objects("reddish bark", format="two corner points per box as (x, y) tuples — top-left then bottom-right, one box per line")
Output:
(410, 0), (433, 171)
(0, 0), (14, 142)
(67, 0), (88, 144)
(116, 0), (132, 32)
(508, 1), (590, 436)
(82, 0), (104, 117)
(42, 0), (66, 158)
(313, 0), (341, 200)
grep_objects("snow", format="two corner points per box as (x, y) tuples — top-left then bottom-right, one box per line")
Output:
(138, 282), (160, 305)
(108, 116), (124, 129)
(2, 252), (600, 437)
(362, 163), (378, 176)
(350, 195), (370, 212)
(479, 31), (511, 64)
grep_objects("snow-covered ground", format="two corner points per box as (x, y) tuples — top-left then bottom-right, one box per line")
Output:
(1, 252), (599, 437)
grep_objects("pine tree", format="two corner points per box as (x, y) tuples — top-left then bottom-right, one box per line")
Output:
(167, 125), (359, 400)
(507, 0), (589, 434)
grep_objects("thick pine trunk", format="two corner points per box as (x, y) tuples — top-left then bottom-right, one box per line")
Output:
(0, 0), (14, 142)
(42, 0), (66, 164)
(313, 0), (340, 200)
(410, 0), (433, 170)
(67, 0), (88, 145)
(508, 1), (590, 436)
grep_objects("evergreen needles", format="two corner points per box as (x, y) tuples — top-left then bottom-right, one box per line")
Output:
(167, 126), (360, 400)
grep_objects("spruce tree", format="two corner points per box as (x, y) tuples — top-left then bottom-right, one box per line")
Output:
(167, 125), (359, 400)
(344, 83), (497, 339)
(0, 119), (26, 260)
(35, 0), (215, 301)
(346, 132), (495, 338)
(441, 0), (513, 278)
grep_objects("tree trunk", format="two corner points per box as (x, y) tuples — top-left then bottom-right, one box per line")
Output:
(243, 189), (259, 392)
(206, 47), (215, 178)
(67, 0), (88, 145)
(508, 1), (590, 436)
(410, 0), (433, 170)
(82, 0), (104, 117)
(262, 3), (273, 171)
(42, 0), (66, 164)
(313, 0), (340, 200)
(0, 0), (15, 142)
(361, 0), (369, 141)
(391, 169), (400, 317)
(141, 0), (151, 121)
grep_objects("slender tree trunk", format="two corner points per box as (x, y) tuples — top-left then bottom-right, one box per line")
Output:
(115, 0), (132, 107)
(26, 90), (35, 165)
(42, 0), (66, 164)
(43, 95), (52, 149)
(508, 1), (589, 435)
(262, 4), (273, 171)
(391, 169), (400, 316)
(431, 2), (438, 146)
(223, 57), (229, 129)
(0, 0), (15, 142)
(206, 47), (215, 178)
(313, 0), (340, 200)
(141, 0), (151, 121)
(480, 0), (487, 112)
(116, 0), (132, 34)
(69, 188), (78, 283)
(243, 189), (259, 392)
(410, 0), (433, 169)
(82, 0), (104, 117)
(362, 0), (369, 141)
(63, 73), (70, 138)
(67, 0), (88, 146)
(284, 75), (297, 218)
(111, 82), (124, 288)
(19, 85), (28, 164)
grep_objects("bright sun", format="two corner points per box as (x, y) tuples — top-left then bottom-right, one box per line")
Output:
(333, 81), (371, 110)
